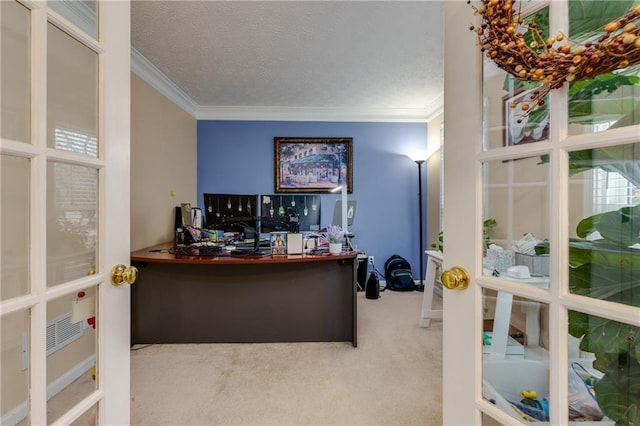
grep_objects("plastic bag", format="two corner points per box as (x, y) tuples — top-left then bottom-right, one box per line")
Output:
(568, 362), (604, 421)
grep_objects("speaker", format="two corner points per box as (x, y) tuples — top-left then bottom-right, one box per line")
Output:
(174, 206), (182, 229)
(356, 256), (367, 291)
(365, 272), (380, 299)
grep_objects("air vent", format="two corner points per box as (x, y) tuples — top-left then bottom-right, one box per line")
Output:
(46, 313), (83, 356)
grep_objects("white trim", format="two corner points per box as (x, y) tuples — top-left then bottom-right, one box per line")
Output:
(194, 105), (439, 123)
(0, 355), (96, 426)
(130, 47), (199, 117)
(47, 0), (96, 38)
(131, 47), (443, 123)
(0, 400), (28, 426)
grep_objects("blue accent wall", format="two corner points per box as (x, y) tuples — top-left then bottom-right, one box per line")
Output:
(197, 120), (428, 281)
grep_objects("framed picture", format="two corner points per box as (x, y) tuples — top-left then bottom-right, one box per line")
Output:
(274, 137), (353, 193)
(503, 88), (550, 146)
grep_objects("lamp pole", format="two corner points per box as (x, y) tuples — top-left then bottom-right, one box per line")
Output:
(415, 159), (425, 290)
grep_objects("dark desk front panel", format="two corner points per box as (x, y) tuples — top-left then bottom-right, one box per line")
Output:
(131, 259), (356, 345)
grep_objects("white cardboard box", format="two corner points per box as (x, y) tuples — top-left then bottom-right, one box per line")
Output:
(286, 233), (303, 255)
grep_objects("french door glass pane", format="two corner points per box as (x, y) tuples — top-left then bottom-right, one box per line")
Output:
(566, 142), (640, 308)
(482, 293), (550, 423)
(1, 309), (30, 425)
(1, 155), (30, 301)
(567, 310), (636, 424)
(482, 158), (551, 283)
(47, 23), (98, 157)
(46, 288), (97, 424)
(1, 0), (30, 143)
(48, 0), (97, 40)
(47, 162), (97, 287)
(567, 1), (640, 135)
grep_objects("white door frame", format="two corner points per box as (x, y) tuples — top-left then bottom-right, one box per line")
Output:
(99, 2), (132, 424)
(442, 3), (483, 424)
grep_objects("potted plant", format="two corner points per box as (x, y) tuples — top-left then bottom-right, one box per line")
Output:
(325, 225), (344, 254)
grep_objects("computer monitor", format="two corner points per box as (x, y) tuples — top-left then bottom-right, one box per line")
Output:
(332, 200), (357, 227)
(259, 194), (320, 233)
(203, 193), (258, 234)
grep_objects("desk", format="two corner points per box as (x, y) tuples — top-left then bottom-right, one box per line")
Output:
(131, 243), (357, 346)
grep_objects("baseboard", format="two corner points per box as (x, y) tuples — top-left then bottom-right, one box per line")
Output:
(1, 354), (96, 426)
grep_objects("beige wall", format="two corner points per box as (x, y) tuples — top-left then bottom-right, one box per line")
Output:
(426, 113), (443, 252)
(130, 74), (197, 251)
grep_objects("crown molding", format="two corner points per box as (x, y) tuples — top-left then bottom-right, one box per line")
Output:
(131, 48), (443, 123)
(131, 47), (199, 117)
(47, 0), (96, 36)
(193, 105), (438, 123)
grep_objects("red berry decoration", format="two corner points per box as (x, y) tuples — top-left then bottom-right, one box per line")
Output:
(469, 0), (640, 118)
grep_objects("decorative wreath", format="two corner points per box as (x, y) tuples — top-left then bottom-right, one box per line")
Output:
(469, 0), (640, 119)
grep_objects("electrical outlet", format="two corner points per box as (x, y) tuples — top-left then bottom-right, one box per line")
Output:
(368, 256), (375, 265)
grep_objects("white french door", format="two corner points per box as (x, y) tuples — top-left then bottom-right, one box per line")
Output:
(443, 1), (640, 425)
(1, 1), (131, 424)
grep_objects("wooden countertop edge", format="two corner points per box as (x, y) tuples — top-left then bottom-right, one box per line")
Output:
(131, 242), (357, 265)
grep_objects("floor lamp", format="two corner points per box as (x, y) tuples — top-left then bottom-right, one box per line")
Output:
(409, 142), (441, 289)
(408, 153), (427, 290)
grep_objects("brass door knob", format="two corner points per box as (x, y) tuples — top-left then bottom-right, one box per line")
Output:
(110, 264), (138, 286)
(441, 266), (470, 290)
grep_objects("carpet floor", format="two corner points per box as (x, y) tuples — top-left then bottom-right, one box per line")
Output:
(130, 291), (443, 425)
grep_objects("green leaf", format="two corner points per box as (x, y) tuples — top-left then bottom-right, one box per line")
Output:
(534, 240), (549, 255)
(539, 145), (640, 187)
(569, 1), (636, 41)
(568, 310), (590, 339)
(576, 213), (605, 239)
(576, 315), (640, 354)
(592, 353), (640, 426)
(596, 208), (640, 247)
(569, 73), (640, 121)
(569, 262), (640, 301)
(576, 205), (640, 247)
(569, 239), (640, 270)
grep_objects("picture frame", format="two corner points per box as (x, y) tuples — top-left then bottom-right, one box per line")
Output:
(274, 137), (353, 193)
(503, 88), (550, 146)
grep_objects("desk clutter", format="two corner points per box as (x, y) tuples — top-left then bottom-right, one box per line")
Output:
(174, 227), (353, 256)
(175, 195), (355, 256)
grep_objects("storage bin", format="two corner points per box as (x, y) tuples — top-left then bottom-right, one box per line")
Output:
(515, 253), (549, 276)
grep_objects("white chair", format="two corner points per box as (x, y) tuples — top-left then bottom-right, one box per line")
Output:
(419, 250), (443, 327)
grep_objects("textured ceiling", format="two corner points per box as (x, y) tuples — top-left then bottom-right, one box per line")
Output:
(131, 1), (444, 121)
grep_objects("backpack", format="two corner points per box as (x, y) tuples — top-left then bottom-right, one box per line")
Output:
(384, 254), (416, 291)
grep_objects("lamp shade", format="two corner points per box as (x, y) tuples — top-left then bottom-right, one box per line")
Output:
(408, 150), (429, 164)
(408, 141), (441, 164)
